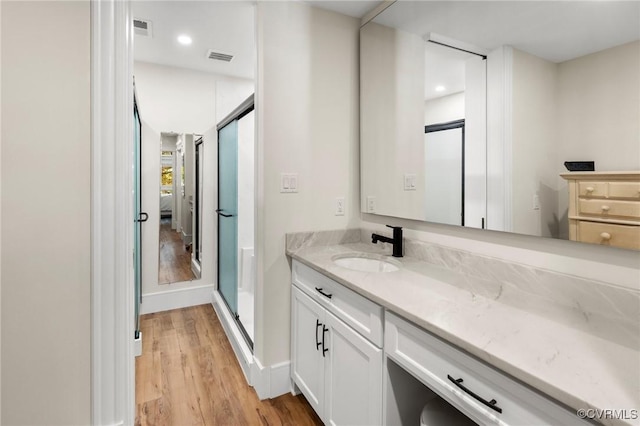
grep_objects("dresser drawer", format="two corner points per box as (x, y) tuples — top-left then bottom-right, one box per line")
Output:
(385, 313), (586, 426)
(578, 181), (607, 198)
(577, 221), (640, 250)
(578, 198), (640, 219)
(609, 181), (640, 200)
(292, 260), (383, 346)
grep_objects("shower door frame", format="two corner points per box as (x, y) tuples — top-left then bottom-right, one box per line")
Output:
(216, 94), (255, 350)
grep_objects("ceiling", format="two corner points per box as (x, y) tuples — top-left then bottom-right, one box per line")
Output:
(424, 42), (473, 101)
(132, 1), (255, 79)
(371, 1), (640, 63)
(132, 1), (382, 79)
(305, 0), (382, 18)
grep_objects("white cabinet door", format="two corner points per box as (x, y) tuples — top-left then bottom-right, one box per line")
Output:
(324, 310), (383, 426)
(291, 286), (325, 416)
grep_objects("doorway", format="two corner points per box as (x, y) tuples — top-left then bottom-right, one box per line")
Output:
(424, 120), (465, 226)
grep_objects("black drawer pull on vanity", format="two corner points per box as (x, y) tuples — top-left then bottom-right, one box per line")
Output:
(447, 375), (503, 413)
(315, 287), (333, 299)
(322, 325), (329, 357)
(315, 319), (322, 350)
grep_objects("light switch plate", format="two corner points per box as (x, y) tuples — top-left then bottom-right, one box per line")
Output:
(404, 173), (417, 191)
(335, 197), (345, 216)
(280, 173), (298, 193)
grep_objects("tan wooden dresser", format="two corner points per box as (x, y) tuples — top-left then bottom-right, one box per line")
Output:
(561, 171), (640, 250)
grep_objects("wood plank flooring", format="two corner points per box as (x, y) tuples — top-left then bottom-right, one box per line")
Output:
(158, 218), (196, 284)
(135, 304), (322, 426)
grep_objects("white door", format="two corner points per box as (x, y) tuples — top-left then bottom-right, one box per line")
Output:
(291, 287), (325, 417)
(324, 310), (383, 426)
(425, 127), (464, 226)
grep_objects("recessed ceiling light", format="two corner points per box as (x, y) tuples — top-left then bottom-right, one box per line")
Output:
(435, 85), (446, 92)
(177, 35), (192, 45)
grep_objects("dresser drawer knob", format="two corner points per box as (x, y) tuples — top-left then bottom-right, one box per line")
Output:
(586, 186), (594, 193)
(601, 205), (610, 212)
(600, 232), (611, 241)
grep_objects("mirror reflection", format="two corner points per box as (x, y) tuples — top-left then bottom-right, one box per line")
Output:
(158, 132), (201, 284)
(360, 1), (640, 250)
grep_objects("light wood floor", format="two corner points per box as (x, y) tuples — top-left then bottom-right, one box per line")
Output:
(135, 304), (322, 426)
(158, 218), (196, 284)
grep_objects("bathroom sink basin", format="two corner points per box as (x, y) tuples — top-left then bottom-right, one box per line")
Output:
(332, 253), (401, 273)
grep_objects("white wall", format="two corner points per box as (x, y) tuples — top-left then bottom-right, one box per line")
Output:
(558, 40), (640, 172)
(424, 92), (464, 125)
(509, 41), (639, 239)
(360, 22), (426, 220)
(511, 49), (559, 238)
(1, 1), (91, 424)
(134, 61), (254, 134)
(256, 1), (360, 367)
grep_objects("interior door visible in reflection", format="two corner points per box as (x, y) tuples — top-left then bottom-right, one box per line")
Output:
(425, 121), (464, 226)
(217, 120), (239, 316)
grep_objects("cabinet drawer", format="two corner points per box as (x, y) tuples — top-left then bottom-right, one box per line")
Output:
(578, 181), (607, 198)
(292, 260), (383, 347)
(609, 181), (640, 200)
(577, 221), (640, 250)
(578, 198), (640, 220)
(385, 313), (587, 426)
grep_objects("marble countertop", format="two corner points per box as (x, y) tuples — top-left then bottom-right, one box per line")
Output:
(286, 241), (639, 426)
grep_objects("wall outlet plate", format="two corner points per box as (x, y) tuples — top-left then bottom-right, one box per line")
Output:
(366, 196), (376, 213)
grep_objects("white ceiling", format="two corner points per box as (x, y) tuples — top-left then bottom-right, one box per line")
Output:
(371, 1), (640, 63)
(133, 1), (255, 79)
(305, 0), (382, 18)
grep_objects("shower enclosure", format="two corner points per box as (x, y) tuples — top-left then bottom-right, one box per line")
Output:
(217, 94), (255, 347)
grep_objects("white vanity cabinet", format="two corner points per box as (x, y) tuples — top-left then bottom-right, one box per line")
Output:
(291, 261), (383, 425)
(385, 312), (589, 426)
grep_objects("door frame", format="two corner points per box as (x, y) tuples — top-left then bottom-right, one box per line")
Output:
(91, 0), (136, 424)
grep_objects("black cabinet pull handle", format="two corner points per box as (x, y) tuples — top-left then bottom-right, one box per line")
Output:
(135, 212), (148, 223)
(315, 319), (322, 350)
(315, 287), (333, 299)
(322, 325), (329, 357)
(447, 375), (502, 413)
(215, 209), (234, 218)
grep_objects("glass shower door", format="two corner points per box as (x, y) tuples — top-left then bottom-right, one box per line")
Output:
(217, 120), (238, 316)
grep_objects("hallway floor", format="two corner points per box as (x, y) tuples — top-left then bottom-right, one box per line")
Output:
(135, 304), (322, 426)
(158, 218), (196, 284)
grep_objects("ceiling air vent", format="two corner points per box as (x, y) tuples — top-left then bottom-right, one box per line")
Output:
(133, 18), (152, 37)
(206, 49), (234, 62)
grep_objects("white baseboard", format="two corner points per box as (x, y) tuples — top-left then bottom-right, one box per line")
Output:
(269, 360), (292, 398)
(211, 291), (254, 383)
(181, 230), (192, 245)
(140, 285), (215, 315)
(251, 358), (292, 400)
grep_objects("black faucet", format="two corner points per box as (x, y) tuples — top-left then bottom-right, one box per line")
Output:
(372, 225), (403, 257)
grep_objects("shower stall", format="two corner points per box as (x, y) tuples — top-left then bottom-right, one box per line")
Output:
(217, 94), (255, 347)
